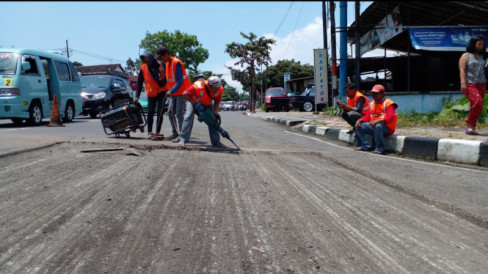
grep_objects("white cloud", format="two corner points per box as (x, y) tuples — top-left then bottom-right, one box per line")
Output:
(217, 17), (325, 93)
(265, 17), (324, 66)
(216, 16), (398, 93)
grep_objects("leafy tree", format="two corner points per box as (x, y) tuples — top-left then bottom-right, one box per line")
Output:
(125, 58), (138, 75)
(264, 59), (314, 88)
(225, 32), (275, 113)
(73, 61), (83, 67)
(139, 30), (209, 74)
(222, 86), (240, 101)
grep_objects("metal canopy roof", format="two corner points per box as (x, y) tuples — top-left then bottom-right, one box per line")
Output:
(348, 1), (488, 54)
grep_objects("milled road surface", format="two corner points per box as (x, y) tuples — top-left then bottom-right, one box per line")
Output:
(1, 112), (487, 273)
(1, 145), (487, 273)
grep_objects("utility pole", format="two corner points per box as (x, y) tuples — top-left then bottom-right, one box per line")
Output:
(330, 1), (338, 101)
(354, 1), (361, 89)
(339, 1), (348, 97)
(66, 39), (69, 58)
(321, 1), (330, 110)
(250, 57), (255, 114)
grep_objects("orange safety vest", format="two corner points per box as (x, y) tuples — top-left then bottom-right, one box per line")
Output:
(347, 91), (370, 115)
(193, 80), (223, 106)
(369, 98), (398, 133)
(165, 56), (191, 96)
(141, 64), (166, 98)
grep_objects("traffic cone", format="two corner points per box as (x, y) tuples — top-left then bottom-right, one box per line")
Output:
(48, 94), (64, 127)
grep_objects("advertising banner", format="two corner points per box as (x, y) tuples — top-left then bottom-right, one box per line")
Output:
(314, 49), (328, 105)
(409, 27), (488, 51)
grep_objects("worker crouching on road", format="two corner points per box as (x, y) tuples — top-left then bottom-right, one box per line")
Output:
(134, 51), (167, 139)
(354, 84), (398, 155)
(337, 82), (370, 134)
(181, 76), (227, 148)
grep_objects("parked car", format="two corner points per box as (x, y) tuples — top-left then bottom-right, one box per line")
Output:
(80, 74), (133, 118)
(222, 101), (234, 111)
(264, 87), (289, 112)
(137, 90), (170, 114)
(290, 85), (326, 112)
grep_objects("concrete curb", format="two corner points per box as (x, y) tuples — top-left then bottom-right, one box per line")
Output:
(261, 115), (488, 167)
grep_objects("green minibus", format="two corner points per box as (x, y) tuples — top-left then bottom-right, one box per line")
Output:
(0, 48), (82, 126)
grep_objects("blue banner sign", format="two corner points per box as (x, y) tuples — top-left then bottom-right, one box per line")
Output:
(409, 27), (488, 51)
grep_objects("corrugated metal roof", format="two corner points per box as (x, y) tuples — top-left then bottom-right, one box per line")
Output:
(348, 1), (488, 53)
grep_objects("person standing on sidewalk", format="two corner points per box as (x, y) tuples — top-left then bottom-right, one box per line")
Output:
(181, 76), (227, 148)
(459, 35), (486, 135)
(337, 82), (370, 134)
(354, 84), (398, 155)
(134, 51), (167, 139)
(156, 46), (192, 142)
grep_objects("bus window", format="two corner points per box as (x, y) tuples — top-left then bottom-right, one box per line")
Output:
(22, 55), (39, 75)
(54, 61), (71, 81)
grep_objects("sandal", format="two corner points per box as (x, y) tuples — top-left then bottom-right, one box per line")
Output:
(465, 127), (480, 135)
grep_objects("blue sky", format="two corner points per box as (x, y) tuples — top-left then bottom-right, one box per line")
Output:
(0, 1), (372, 91)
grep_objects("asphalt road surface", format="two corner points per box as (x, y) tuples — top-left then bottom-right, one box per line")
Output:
(1, 111), (487, 273)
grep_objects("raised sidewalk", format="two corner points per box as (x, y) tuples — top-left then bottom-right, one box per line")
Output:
(248, 110), (488, 167)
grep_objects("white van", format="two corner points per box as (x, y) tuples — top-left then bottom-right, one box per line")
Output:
(0, 48), (83, 126)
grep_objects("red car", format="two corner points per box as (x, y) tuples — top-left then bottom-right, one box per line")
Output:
(264, 87), (290, 112)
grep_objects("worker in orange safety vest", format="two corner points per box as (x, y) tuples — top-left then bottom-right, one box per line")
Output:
(156, 46), (191, 143)
(354, 84), (398, 155)
(180, 76), (227, 148)
(134, 51), (167, 139)
(337, 82), (370, 134)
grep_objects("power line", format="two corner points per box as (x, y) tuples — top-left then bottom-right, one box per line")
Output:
(68, 48), (122, 63)
(274, 2), (294, 35)
(283, 1), (304, 59)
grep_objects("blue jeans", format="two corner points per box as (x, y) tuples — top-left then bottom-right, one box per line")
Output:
(167, 95), (185, 137)
(207, 103), (221, 146)
(180, 102), (221, 145)
(179, 100), (195, 144)
(356, 122), (390, 152)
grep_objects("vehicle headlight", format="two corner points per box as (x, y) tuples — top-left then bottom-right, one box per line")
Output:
(0, 87), (20, 96)
(80, 91), (91, 99)
(92, 92), (106, 100)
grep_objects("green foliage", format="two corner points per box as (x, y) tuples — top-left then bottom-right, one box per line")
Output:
(138, 30), (209, 74)
(225, 32), (276, 96)
(323, 106), (342, 117)
(438, 94), (488, 124)
(263, 59), (314, 88)
(395, 94), (488, 128)
(125, 58), (138, 75)
(222, 86), (240, 101)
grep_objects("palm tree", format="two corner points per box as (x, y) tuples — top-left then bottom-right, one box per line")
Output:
(225, 32), (275, 113)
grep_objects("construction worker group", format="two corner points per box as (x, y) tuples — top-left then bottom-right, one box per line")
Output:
(133, 46), (227, 148)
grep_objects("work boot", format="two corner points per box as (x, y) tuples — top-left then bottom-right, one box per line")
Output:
(213, 142), (228, 149)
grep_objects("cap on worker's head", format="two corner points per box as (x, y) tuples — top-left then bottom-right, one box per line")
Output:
(155, 46), (169, 59)
(208, 76), (221, 88)
(371, 84), (385, 93)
